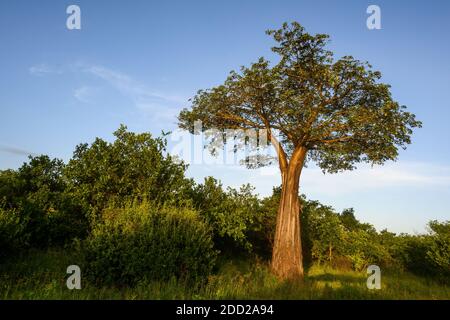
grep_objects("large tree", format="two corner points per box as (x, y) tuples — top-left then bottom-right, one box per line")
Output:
(178, 22), (421, 279)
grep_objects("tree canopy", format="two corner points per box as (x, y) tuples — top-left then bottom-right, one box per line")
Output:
(179, 22), (422, 173)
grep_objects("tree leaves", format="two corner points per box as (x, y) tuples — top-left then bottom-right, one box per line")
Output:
(178, 22), (421, 173)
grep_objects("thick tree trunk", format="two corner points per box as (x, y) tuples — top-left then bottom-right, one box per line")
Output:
(271, 147), (307, 280)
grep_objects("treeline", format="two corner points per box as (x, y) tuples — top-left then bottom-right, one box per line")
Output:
(1, 126), (449, 285)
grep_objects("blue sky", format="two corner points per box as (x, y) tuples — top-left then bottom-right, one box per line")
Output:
(1, 0), (449, 233)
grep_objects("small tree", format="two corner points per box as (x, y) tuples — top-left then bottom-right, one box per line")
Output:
(178, 22), (421, 279)
(308, 204), (344, 264)
(65, 125), (193, 220)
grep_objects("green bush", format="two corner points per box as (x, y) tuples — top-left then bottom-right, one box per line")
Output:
(65, 125), (193, 222)
(192, 177), (261, 253)
(383, 221), (450, 282)
(426, 221), (450, 279)
(0, 156), (89, 250)
(397, 221), (450, 281)
(0, 208), (28, 261)
(341, 229), (390, 271)
(82, 202), (217, 286)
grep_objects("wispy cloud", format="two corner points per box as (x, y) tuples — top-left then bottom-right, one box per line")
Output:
(82, 65), (186, 120)
(85, 65), (186, 103)
(29, 62), (187, 122)
(29, 63), (63, 76)
(73, 86), (98, 104)
(0, 145), (36, 157)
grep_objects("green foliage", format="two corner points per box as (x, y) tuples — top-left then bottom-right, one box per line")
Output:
(342, 230), (390, 271)
(0, 169), (21, 208)
(340, 208), (363, 231)
(0, 125), (447, 288)
(65, 125), (193, 222)
(178, 22), (421, 171)
(248, 187), (279, 257)
(0, 208), (28, 261)
(426, 220), (450, 278)
(255, 188), (395, 271)
(82, 202), (217, 286)
(0, 156), (88, 250)
(304, 200), (344, 265)
(191, 177), (261, 252)
(393, 221), (450, 281)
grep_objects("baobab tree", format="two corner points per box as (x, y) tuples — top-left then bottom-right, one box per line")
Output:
(178, 22), (421, 280)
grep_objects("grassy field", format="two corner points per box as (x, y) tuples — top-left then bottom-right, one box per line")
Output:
(0, 248), (448, 300)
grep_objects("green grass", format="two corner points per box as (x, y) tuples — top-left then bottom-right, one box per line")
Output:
(0, 248), (449, 300)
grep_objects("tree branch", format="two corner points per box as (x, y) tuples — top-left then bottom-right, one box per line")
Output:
(319, 135), (353, 144)
(268, 129), (288, 173)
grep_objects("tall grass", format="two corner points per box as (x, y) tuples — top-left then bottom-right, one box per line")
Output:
(0, 248), (449, 300)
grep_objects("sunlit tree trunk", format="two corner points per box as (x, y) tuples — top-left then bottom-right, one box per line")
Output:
(271, 147), (307, 280)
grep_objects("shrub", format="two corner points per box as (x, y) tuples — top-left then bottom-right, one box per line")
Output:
(0, 208), (28, 261)
(192, 177), (261, 253)
(65, 125), (193, 222)
(426, 220), (450, 279)
(390, 222), (450, 282)
(82, 202), (217, 286)
(341, 230), (390, 271)
(0, 156), (89, 250)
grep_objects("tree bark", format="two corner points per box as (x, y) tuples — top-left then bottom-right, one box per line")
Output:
(271, 147), (307, 280)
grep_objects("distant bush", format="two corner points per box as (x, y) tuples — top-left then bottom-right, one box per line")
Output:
(82, 202), (217, 286)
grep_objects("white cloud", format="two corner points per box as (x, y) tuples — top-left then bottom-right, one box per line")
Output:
(29, 62), (187, 122)
(73, 86), (98, 104)
(29, 64), (63, 76)
(80, 65), (187, 120)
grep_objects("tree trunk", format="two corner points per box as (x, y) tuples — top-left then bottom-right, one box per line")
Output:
(271, 147), (307, 280)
